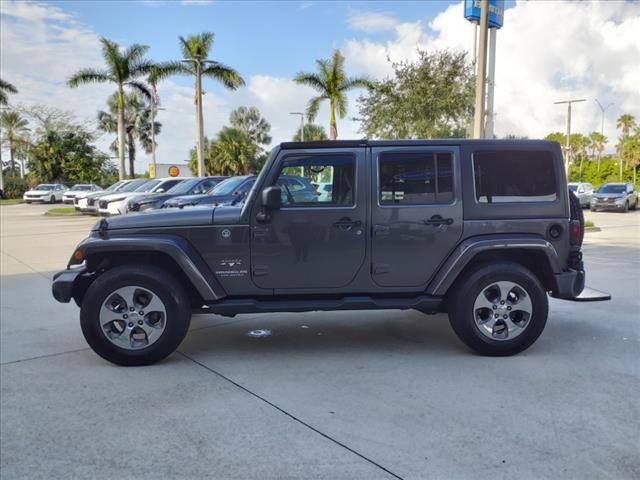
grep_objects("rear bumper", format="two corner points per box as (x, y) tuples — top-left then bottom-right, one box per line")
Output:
(52, 267), (86, 303)
(551, 269), (611, 302)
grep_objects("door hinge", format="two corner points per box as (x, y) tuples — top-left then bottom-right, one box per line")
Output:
(252, 265), (269, 277)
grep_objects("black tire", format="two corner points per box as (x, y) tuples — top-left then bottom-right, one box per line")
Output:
(80, 264), (192, 366)
(49, 195), (56, 204)
(448, 262), (549, 356)
(623, 201), (629, 213)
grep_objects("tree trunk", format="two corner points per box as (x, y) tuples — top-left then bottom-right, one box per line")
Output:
(9, 144), (16, 175)
(329, 101), (337, 140)
(117, 88), (126, 181)
(128, 132), (136, 179)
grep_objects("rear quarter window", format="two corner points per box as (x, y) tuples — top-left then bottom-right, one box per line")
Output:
(473, 150), (557, 203)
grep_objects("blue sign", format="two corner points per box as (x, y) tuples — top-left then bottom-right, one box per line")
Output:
(464, 0), (504, 29)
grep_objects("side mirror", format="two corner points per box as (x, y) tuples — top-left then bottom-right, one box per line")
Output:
(262, 186), (281, 210)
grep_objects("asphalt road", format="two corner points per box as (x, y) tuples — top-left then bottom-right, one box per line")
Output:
(1, 204), (639, 479)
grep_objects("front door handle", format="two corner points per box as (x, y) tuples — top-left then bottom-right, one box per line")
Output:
(424, 215), (454, 226)
(334, 218), (362, 230)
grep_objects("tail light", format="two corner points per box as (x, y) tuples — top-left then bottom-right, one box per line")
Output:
(570, 220), (582, 246)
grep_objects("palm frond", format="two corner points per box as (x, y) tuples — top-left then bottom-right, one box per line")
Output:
(294, 73), (326, 92)
(148, 62), (189, 84)
(202, 63), (245, 89)
(125, 81), (152, 101)
(123, 43), (150, 65)
(67, 68), (112, 88)
(306, 95), (327, 122)
(0, 79), (18, 94)
(129, 58), (155, 77)
(340, 76), (373, 91)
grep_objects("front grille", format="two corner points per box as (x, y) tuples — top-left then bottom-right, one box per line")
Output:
(98, 200), (108, 209)
(87, 198), (96, 207)
(74, 197), (80, 205)
(128, 203), (140, 212)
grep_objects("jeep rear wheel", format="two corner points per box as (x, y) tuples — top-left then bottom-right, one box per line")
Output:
(448, 262), (548, 356)
(80, 265), (191, 366)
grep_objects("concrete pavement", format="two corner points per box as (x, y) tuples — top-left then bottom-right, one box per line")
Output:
(1, 203), (639, 479)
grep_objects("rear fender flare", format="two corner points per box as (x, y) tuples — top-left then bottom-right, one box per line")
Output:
(427, 235), (561, 296)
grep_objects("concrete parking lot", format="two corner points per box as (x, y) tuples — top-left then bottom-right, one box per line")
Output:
(1, 203), (639, 479)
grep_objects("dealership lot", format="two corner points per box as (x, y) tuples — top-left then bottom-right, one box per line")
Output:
(1, 204), (639, 479)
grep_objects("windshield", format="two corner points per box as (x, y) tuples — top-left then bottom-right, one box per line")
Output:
(34, 184), (55, 191)
(568, 185), (577, 192)
(599, 184), (626, 194)
(105, 182), (123, 191)
(209, 177), (247, 195)
(134, 179), (161, 192)
(167, 178), (200, 195)
(71, 185), (92, 191)
(119, 179), (149, 192)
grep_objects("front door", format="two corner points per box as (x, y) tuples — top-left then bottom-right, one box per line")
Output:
(250, 148), (367, 290)
(371, 146), (463, 287)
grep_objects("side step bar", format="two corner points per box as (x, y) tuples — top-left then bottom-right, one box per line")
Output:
(202, 295), (442, 316)
(563, 287), (611, 302)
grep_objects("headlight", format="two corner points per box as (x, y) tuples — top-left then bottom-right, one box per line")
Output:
(615, 198), (625, 204)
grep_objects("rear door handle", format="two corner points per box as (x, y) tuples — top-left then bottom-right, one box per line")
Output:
(424, 215), (454, 226)
(334, 218), (362, 230)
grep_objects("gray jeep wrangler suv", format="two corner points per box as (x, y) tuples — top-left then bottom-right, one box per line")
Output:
(52, 140), (610, 366)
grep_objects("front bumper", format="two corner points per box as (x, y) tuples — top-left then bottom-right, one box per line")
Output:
(591, 200), (626, 210)
(99, 200), (126, 216)
(551, 269), (611, 302)
(23, 196), (48, 202)
(52, 267), (87, 303)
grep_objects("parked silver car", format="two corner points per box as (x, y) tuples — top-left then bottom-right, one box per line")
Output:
(590, 182), (638, 212)
(568, 182), (594, 208)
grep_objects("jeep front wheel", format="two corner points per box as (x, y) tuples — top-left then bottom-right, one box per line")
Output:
(80, 265), (191, 366)
(448, 262), (548, 356)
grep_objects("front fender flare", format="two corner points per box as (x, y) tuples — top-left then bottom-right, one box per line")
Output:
(70, 235), (225, 301)
(426, 235), (562, 296)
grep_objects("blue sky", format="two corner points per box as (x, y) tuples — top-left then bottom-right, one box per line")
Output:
(51, 1), (458, 84)
(2, 1), (638, 170)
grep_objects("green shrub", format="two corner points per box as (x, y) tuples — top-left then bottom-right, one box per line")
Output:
(1, 175), (30, 199)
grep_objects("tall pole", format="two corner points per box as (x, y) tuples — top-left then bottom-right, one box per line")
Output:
(469, 21), (478, 73)
(472, 0), (489, 139)
(195, 59), (205, 177)
(595, 99), (613, 137)
(485, 27), (497, 139)
(554, 99), (586, 173)
(290, 112), (305, 141)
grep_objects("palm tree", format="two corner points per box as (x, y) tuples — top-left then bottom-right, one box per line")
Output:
(0, 79), (18, 106)
(68, 37), (154, 180)
(616, 113), (636, 137)
(294, 50), (371, 140)
(0, 111), (30, 178)
(189, 127), (257, 176)
(588, 131), (606, 171)
(161, 32), (244, 177)
(97, 91), (161, 178)
(293, 123), (328, 141)
(229, 106), (272, 145)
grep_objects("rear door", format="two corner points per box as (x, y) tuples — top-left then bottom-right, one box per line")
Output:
(371, 146), (463, 287)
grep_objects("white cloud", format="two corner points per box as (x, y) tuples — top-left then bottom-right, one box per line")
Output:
(343, 1), (640, 150)
(179, 0), (214, 5)
(349, 11), (399, 32)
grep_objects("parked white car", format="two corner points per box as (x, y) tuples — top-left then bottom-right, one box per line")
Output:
(77, 180), (140, 214)
(23, 184), (67, 203)
(62, 184), (102, 204)
(315, 182), (333, 202)
(97, 177), (186, 216)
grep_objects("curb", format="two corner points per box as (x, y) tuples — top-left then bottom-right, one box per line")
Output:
(44, 211), (83, 217)
(584, 226), (601, 232)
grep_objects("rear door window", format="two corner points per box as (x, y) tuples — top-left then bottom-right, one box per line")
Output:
(473, 150), (557, 203)
(379, 151), (453, 204)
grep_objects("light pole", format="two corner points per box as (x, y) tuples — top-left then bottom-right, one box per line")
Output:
(149, 106), (165, 178)
(182, 57), (216, 177)
(554, 99), (586, 173)
(290, 112), (305, 141)
(472, 0), (489, 139)
(595, 99), (613, 137)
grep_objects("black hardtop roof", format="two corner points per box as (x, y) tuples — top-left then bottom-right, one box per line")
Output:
(280, 139), (559, 150)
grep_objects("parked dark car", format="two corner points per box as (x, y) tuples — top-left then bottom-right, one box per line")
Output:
(590, 182), (638, 212)
(53, 140), (610, 366)
(163, 175), (318, 209)
(126, 176), (227, 212)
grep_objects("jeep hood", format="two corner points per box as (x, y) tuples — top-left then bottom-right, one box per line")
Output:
(93, 206), (215, 230)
